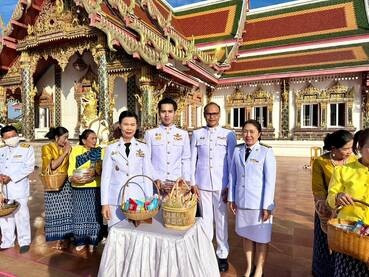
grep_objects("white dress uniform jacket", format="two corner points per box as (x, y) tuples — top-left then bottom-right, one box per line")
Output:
(144, 124), (191, 182)
(190, 126), (236, 191)
(0, 143), (35, 199)
(228, 142), (276, 211)
(101, 137), (154, 206)
(0, 142), (35, 248)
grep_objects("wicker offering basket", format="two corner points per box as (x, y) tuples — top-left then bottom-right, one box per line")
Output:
(0, 184), (19, 217)
(327, 199), (369, 263)
(162, 179), (197, 231)
(40, 167), (67, 191)
(121, 175), (160, 222)
(71, 168), (95, 187)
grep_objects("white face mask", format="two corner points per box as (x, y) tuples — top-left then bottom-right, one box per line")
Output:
(4, 136), (20, 147)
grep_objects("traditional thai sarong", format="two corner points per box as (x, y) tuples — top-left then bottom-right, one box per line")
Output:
(44, 181), (73, 241)
(333, 252), (369, 277)
(312, 213), (334, 277)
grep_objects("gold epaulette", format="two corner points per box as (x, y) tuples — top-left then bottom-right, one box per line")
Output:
(136, 138), (146, 144)
(20, 143), (30, 148)
(236, 143), (245, 147)
(260, 142), (272, 148)
(222, 126), (233, 130)
(108, 139), (118, 145)
(192, 127), (203, 131)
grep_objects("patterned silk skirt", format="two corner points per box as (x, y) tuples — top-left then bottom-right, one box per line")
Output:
(312, 213), (334, 277)
(72, 187), (103, 246)
(44, 181), (73, 241)
(333, 252), (369, 277)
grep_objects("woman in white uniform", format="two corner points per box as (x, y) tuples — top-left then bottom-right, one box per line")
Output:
(228, 119), (276, 277)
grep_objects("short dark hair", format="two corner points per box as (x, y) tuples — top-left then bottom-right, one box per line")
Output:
(45, 126), (69, 140)
(118, 110), (139, 124)
(353, 128), (369, 154)
(79, 129), (95, 145)
(204, 102), (220, 114)
(0, 125), (18, 137)
(242, 119), (262, 141)
(323, 130), (353, 151)
(158, 97), (177, 112)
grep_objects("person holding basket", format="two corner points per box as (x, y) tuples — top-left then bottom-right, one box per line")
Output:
(0, 125), (35, 253)
(68, 129), (103, 255)
(101, 111), (154, 228)
(311, 130), (355, 277)
(327, 129), (369, 276)
(41, 127), (73, 250)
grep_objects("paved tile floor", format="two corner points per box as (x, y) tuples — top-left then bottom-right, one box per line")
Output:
(0, 157), (314, 277)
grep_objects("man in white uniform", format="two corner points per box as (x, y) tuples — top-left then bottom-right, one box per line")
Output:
(0, 125), (35, 253)
(144, 98), (191, 183)
(190, 102), (236, 272)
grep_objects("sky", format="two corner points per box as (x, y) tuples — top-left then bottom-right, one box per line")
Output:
(0, 0), (295, 25)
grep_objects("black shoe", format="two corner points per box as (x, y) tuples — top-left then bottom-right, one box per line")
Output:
(19, 245), (30, 254)
(218, 258), (229, 272)
(0, 247), (8, 251)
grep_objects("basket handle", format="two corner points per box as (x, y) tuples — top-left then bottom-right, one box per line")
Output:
(352, 198), (369, 208)
(0, 181), (8, 200)
(120, 175), (161, 206)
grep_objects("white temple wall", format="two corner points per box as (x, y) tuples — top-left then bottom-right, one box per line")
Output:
(34, 64), (55, 138)
(61, 52), (96, 138)
(112, 77), (127, 123)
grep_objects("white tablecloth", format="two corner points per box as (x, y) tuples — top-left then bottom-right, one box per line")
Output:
(98, 215), (220, 277)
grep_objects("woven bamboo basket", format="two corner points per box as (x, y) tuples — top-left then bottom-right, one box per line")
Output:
(121, 175), (160, 221)
(0, 184), (19, 217)
(40, 167), (67, 191)
(162, 180), (197, 230)
(327, 199), (369, 263)
(71, 168), (95, 187)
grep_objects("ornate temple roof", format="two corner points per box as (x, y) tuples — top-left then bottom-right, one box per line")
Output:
(1, 0), (369, 84)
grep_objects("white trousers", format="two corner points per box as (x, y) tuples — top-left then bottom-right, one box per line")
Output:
(0, 197), (31, 248)
(107, 205), (125, 229)
(199, 189), (229, 259)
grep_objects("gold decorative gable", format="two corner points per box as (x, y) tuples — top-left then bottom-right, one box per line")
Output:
(295, 83), (322, 103)
(326, 81), (354, 100)
(18, 0), (95, 50)
(226, 86), (272, 107)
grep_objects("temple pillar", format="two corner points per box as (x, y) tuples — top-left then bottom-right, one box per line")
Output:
(97, 49), (111, 126)
(280, 78), (290, 138)
(20, 52), (35, 141)
(362, 72), (369, 128)
(138, 66), (157, 129)
(54, 66), (62, 126)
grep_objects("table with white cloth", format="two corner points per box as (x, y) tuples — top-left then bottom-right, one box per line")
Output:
(98, 215), (220, 277)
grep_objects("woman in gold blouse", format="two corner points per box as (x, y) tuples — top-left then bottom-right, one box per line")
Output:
(311, 130), (355, 277)
(41, 127), (72, 250)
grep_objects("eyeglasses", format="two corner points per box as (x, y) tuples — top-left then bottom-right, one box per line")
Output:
(204, 112), (220, 117)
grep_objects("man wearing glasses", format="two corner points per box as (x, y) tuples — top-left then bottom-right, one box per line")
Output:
(190, 102), (237, 272)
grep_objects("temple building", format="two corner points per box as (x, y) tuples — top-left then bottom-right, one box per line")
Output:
(0, 0), (369, 143)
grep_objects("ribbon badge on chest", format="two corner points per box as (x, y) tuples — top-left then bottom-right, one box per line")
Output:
(136, 149), (145, 157)
(155, 133), (162, 141)
(174, 133), (182, 141)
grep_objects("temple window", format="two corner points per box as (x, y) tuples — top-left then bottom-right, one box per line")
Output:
(302, 104), (319, 127)
(254, 106), (268, 128)
(329, 103), (346, 127)
(226, 86), (275, 139)
(233, 107), (246, 128)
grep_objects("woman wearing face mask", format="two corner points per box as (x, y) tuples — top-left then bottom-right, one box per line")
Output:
(327, 129), (369, 276)
(228, 119), (276, 277)
(68, 129), (103, 255)
(41, 127), (73, 250)
(311, 130), (355, 277)
(101, 111), (154, 228)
